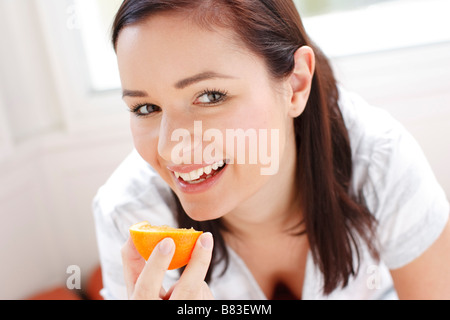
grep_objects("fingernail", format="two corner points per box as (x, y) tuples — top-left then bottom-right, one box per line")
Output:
(200, 233), (213, 250)
(159, 238), (174, 255)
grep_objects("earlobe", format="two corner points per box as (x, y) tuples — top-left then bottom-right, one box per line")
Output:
(288, 46), (315, 118)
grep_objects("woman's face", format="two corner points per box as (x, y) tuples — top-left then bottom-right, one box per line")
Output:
(116, 13), (301, 221)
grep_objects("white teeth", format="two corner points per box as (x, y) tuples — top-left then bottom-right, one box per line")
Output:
(173, 160), (226, 182)
(189, 170), (200, 181)
(180, 173), (191, 181)
(204, 165), (212, 175)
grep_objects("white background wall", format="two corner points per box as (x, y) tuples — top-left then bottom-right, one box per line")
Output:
(0, 0), (449, 299)
(0, 0), (134, 299)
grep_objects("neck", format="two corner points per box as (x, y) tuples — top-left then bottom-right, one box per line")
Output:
(221, 137), (302, 241)
(223, 188), (301, 242)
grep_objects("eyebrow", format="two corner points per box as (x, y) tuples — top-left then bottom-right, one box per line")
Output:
(174, 71), (236, 90)
(122, 89), (148, 98)
(122, 71), (236, 98)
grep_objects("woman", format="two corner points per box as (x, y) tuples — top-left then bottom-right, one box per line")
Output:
(93, 0), (450, 299)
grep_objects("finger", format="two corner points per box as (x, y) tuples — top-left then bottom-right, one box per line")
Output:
(183, 232), (214, 279)
(132, 237), (175, 300)
(172, 233), (213, 299)
(199, 281), (215, 300)
(167, 280), (214, 300)
(121, 237), (146, 298)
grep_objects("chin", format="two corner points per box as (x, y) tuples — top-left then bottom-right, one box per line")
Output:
(178, 198), (231, 222)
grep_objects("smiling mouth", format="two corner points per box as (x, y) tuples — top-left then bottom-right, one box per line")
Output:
(173, 160), (227, 185)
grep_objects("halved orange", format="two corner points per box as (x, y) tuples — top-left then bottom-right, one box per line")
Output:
(129, 221), (203, 270)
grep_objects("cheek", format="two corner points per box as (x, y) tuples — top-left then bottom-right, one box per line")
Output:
(223, 93), (281, 132)
(131, 120), (161, 169)
(218, 92), (287, 179)
(243, 93), (289, 177)
(232, 92), (288, 155)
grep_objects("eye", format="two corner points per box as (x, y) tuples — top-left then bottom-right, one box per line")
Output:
(194, 90), (228, 105)
(131, 104), (161, 117)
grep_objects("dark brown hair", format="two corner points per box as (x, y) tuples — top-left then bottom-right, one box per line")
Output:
(112, 0), (379, 295)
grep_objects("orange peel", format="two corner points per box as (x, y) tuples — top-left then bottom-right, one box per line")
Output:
(129, 221), (203, 270)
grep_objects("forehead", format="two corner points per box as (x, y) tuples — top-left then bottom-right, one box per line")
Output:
(115, 13), (264, 88)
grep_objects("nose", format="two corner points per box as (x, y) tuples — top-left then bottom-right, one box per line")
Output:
(158, 114), (202, 165)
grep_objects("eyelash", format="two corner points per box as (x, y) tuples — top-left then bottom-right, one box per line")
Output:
(129, 89), (229, 118)
(129, 103), (161, 118)
(195, 88), (229, 106)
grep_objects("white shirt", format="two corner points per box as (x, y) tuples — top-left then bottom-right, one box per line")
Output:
(93, 89), (449, 300)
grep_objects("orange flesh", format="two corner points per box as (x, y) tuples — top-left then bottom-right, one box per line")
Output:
(129, 221), (203, 270)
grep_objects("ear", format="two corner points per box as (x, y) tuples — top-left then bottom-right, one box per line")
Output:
(287, 46), (315, 118)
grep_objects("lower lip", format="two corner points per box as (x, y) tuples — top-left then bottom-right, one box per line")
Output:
(173, 165), (227, 194)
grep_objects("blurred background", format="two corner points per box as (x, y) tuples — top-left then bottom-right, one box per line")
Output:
(0, 0), (449, 300)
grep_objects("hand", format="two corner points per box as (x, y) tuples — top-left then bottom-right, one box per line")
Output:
(121, 232), (215, 300)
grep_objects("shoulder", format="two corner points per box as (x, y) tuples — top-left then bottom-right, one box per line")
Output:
(339, 88), (413, 198)
(338, 88), (449, 269)
(338, 87), (407, 171)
